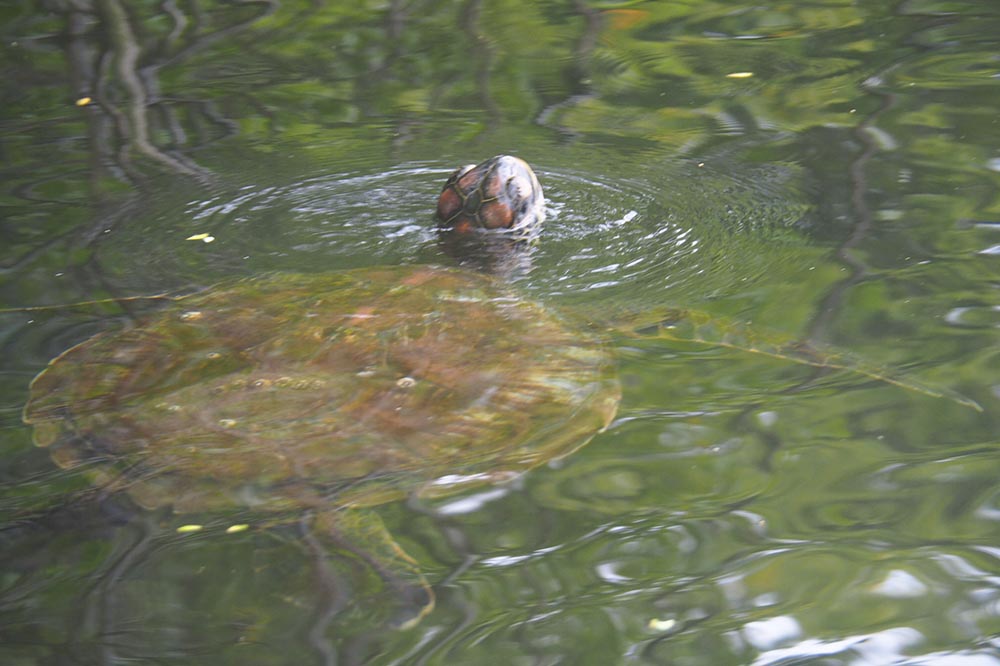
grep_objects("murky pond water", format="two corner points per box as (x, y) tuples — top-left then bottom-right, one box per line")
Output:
(2, 2), (1000, 664)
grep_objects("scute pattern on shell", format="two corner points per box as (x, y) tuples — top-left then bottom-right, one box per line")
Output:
(24, 266), (619, 514)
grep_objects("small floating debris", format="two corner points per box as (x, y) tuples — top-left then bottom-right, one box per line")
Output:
(647, 618), (677, 632)
(225, 524), (250, 534)
(725, 71), (754, 79)
(176, 524), (204, 534)
(185, 233), (216, 243)
(75, 97), (92, 107)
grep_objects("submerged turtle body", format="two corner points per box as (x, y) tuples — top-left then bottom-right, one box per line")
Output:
(25, 264), (619, 523)
(24, 155), (589, 626)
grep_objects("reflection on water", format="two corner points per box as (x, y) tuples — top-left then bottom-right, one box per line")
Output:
(2, 0), (1000, 664)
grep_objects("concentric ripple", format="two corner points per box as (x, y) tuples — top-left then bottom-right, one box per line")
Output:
(92, 156), (816, 315)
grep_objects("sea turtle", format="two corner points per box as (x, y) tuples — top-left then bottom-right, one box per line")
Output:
(22, 155), (618, 628)
(20, 155), (976, 630)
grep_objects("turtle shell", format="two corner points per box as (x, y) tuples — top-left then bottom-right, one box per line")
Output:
(24, 266), (619, 515)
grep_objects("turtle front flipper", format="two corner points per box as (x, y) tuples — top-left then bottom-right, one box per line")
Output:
(312, 507), (434, 630)
(615, 306), (981, 411)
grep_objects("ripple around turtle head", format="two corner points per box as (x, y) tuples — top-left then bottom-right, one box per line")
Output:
(525, 167), (703, 301)
(94, 156), (815, 312)
(522, 159), (817, 311)
(94, 164), (457, 291)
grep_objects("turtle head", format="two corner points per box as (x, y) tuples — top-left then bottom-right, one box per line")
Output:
(435, 155), (544, 275)
(436, 155), (545, 240)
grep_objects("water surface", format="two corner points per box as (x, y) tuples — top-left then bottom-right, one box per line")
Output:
(2, 2), (999, 664)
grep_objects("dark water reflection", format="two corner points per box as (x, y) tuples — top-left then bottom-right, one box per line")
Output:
(2, 1), (1000, 664)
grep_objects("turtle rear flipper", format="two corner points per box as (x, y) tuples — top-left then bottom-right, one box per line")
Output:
(313, 508), (434, 629)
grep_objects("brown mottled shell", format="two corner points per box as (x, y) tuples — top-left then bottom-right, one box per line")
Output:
(436, 155), (544, 239)
(24, 266), (619, 514)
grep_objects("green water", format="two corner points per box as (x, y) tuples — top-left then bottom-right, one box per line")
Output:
(2, 1), (999, 664)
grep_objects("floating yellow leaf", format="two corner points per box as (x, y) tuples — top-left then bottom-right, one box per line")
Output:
(176, 524), (204, 533)
(75, 97), (93, 107)
(185, 233), (216, 243)
(726, 71), (754, 79)
(226, 524), (250, 534)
